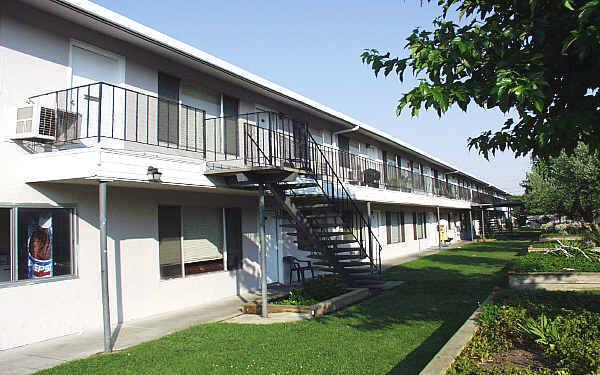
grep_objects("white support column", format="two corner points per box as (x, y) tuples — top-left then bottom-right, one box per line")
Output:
(258, 184), (268, 318)
(469, 210), (474, 241)
(481, 209), (486, 240)
(437, 206), (441, 249)
(99, 181), (111, 353)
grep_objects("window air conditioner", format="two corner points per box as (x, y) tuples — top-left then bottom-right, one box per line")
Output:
(13, 103), (80, 142)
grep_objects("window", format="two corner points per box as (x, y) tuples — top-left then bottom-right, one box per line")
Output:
(0, 209), (11, 282)
(158, 205), (242, 279)
(1, 207), (75, 284)
(414, 211), (427, 240)
(386, 212), (405, 244)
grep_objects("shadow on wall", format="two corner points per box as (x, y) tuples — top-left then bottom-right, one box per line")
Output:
(31, 183), (263, 322)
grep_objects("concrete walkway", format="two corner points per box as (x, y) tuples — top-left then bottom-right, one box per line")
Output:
(0, 240), (471, 375)
(0, 296), (244, 375)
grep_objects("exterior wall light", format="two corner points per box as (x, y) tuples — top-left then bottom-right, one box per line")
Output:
(147, 166), (162, 182)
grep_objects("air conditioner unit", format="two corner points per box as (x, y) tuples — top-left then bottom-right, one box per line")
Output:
(13, 103), (59, 142)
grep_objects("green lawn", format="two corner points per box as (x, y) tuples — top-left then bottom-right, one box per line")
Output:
(38, 241), (525, 375)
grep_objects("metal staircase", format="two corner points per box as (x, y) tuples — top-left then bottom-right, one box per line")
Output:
(206, 111), (382, 284)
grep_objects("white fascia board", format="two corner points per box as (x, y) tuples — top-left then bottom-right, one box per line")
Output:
(28, 0), (509, 195)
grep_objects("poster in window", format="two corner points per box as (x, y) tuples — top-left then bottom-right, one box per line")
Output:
(27, 214), (53, 278)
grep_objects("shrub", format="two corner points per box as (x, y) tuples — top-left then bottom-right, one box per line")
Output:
(540, 222), (555, 233)
(275, 275), (347, 306)
(448, 290), (600, 375)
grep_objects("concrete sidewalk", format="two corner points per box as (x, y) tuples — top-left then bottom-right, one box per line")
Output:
(0, 296), (244, 375)
(0, 241), (470, 375)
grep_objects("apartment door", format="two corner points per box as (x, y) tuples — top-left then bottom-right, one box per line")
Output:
(70, 43), (123, 141)
(264, 212), (279, 284)
(222, 95), (239, 157)
(158, 73), (180, 147)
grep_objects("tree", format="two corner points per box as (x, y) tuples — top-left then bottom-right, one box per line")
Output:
(361, 0), (600, 160)
(521, 143), (600, 221)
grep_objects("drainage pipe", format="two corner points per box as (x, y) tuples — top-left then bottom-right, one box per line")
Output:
(99, 180), (111, 352)
(258, 184), (268, 318)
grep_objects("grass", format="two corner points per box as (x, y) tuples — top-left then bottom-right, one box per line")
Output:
(540, 232), (584, 239)
(37, 241), (526, 375)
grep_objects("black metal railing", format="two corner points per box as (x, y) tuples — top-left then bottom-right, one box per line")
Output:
(240, 116), (383, 273)
(27, 83), (506, 206)
(27, 82), (239, 160)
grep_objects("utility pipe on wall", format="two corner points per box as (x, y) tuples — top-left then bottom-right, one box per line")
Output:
(332, 125), (360, 136)
(99, 181), (112, 353)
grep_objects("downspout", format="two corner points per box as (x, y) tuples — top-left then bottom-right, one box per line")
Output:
(332, 125), (360, 136)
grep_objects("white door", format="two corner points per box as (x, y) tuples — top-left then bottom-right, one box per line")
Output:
(264, 212), (279, 284)
(70, 43), (123, 141)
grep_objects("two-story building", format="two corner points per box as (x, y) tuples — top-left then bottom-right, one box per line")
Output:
(0, 0), (509, 350)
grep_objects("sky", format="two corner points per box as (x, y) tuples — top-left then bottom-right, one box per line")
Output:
(92, 0), (531, 194)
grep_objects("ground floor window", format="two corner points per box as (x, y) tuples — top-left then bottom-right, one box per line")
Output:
(0, 206), (75, 284)
(386, 211), (405, 244)
(158, 205), (242, 279)
(413, 212), (427, 240)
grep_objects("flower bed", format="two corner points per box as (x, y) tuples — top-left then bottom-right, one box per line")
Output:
(447, 289), (600, 375)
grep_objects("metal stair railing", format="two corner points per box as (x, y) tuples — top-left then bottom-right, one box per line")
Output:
(240, 113), (382, 275)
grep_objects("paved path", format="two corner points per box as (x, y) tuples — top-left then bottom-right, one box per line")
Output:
(0, 240), (472, 375)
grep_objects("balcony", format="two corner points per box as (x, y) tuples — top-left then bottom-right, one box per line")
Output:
(21, 82), (241, 161)
(19, 82), (506, 205)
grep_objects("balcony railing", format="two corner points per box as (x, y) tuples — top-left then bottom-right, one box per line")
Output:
(25, 82), (506, 204)
(27, 82), (239, 160)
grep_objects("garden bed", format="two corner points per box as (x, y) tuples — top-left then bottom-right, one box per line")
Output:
(510, 241), (600, 290)
(446, 289), (600, 375)
(242, 275), (372, 317)
(242, 288), (371, 317)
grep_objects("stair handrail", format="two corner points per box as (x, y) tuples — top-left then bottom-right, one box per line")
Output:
(303, 128), (383, 274)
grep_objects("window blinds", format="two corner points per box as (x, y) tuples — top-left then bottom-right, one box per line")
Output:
(182, 207), (223, 263)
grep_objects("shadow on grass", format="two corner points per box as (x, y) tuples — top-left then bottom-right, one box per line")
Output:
(311, 242), (525, 373)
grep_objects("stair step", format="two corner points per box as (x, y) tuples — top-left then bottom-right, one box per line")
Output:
(303, 213), (341, 219)
(279, 183), (319, 190)
(321, 239), (357, 245)
(294, 239), (356, 246)
(285, 231), (352, 237)
(280, 223), (339, 228)
(307, 254), (363, 260)
(296, 203), (336, 210)
(291, 194), (329, 202)
(295, 245), (361, 253)
(314, 261), (371, 267)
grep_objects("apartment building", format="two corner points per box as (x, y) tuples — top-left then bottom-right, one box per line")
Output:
(0, 0), (509, 350)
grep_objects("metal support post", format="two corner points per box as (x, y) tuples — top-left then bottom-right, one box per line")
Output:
(469, 210), (474, 241)
(481, 209), (486, 240)
(366, 202), (373, 269)
(437, 206), (441, 249)
(99, 180), (112, 352)
(258, 184), (268, 318)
